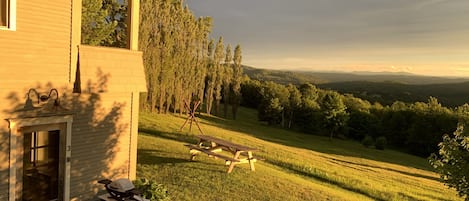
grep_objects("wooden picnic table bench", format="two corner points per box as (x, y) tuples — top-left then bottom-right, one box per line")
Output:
(184, 135), (259, 173)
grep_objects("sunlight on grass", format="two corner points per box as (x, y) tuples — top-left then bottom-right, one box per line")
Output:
(137, 108), (462, 201)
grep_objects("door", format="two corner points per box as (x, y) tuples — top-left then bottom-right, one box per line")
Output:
(22, 130), (60, 201)
(8, 115), (72, 201)
(15, 123), (68, 201)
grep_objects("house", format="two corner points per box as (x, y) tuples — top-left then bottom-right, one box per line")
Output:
(0, 0), (146, 200)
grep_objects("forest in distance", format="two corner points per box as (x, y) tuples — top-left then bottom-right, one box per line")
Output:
(243, 66), (469, 107)
(241, 79), (460, 157)
(239, 67), (469, 198)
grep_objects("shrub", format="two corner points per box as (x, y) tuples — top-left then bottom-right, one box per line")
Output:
(375, 136), (387, 150)
(134, 178), (170, 201)
(362, 135), (374, 148)
(430, 123), (469, 200)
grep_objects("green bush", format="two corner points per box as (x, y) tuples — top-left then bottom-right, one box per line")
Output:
(361, 135), (374, 148)
(375, 136), (387, 150)
(134, 178), (170, 201)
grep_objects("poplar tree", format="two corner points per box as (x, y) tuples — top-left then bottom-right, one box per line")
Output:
(138, 0), (242, 116)
(223, 44), (233, 118)
(231, 44), (243, 119)
(213, 37), (225, 116)
(205, 39), (215, 115)
(139, 0), (160, 112)
(194, 17), (212, 104)
(157, 0), (174, 114)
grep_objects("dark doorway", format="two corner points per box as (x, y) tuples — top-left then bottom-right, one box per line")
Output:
(22, 130), (60, 201)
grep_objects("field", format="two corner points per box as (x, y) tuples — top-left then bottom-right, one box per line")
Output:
(137, 108), (462, 201)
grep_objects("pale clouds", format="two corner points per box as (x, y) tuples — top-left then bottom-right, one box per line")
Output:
(187, 0), (469, 77)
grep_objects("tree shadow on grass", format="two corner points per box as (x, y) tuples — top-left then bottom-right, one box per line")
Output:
(327, 157), (439, 182)
(138, 128), (197, 144)
(137, 149), (189, 165)
(194, 110), (436, 172)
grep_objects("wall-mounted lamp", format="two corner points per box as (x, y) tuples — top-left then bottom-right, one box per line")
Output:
(24, 88), (61, 110)
(24, 89), (40, 110)
(39, 88), (60, 106)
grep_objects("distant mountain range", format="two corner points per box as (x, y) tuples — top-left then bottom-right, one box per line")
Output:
(243, 66), (469, 85)
(243, 66), (469, 107)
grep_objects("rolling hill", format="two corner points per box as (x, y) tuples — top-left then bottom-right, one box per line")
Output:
(243, 66), (469, 85)
(318, 81), (469, 107)
(243, 66), (469, 107)
(137, 108), (462, 201)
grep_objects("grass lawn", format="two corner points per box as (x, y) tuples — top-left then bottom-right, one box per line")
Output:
(137, 107), (461, 201)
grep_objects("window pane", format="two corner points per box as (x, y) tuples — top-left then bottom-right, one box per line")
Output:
(0, 0), (6, 26)
(37, 131), (49, 147)
(36, 147), (49, 164)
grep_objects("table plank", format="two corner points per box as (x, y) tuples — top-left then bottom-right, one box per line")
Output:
(184, 144), (240, 162)
(197, 135), (257, 151)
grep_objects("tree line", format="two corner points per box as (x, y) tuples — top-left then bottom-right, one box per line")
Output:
(241, 78), (469, 157)
(81, 0), (244, 118)
(138, 0), (243, 118)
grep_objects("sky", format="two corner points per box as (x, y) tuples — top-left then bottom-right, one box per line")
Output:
(186, 0), (469, 77)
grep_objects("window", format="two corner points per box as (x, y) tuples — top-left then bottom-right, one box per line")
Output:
(27, 131), (59, 169)
(0, 0), (6, 27)
(0, 0), (15, 30)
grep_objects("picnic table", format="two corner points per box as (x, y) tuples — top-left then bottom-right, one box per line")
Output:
(184, 135), (259, 173)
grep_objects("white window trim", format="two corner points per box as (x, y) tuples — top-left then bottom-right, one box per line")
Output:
(7, 115), (72, 201)
(0, 0), (16, 31)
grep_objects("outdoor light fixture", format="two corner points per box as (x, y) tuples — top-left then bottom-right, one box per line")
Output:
(23, 88), (60, 110)
(40, 88), (60, 106)
(24, 88), (40, 110)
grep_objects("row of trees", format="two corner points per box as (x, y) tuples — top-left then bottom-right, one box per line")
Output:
(241, 79), (467, 157)
(81, 0), (244, 118)
(139, 0), (243, 118)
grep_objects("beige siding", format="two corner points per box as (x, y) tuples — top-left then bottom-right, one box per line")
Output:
(0, 0), (146, 200)
(0, 120), (9, 200)
(0, 0), (72, 87)
(78, 45), (147, 93)
(0, 0), (72, 198)
(71, 46), (146, 199)
(69, 93), (134, 199)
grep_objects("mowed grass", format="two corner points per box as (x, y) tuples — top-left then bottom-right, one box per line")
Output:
(137, 107), (461, 201)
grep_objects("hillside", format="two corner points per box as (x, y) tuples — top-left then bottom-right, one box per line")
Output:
(137, 108), (461, 201)
(243, 66), (469, 107)
(243, 66), (469, 85)
(318, 81), (469, 107)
